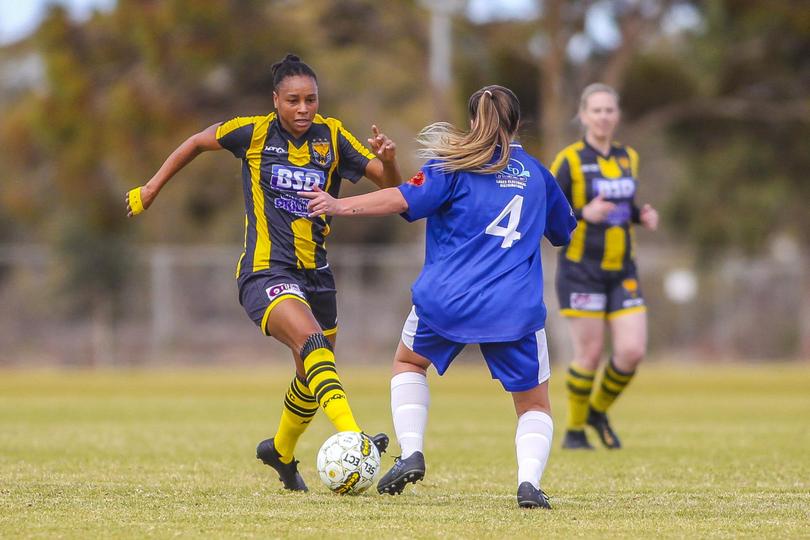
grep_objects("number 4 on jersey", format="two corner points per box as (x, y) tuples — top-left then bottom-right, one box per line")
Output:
(485, 195), (523, 248)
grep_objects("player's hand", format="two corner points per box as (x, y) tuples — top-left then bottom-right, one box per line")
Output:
(298, 186), (341, 218)
(640, 203), (659, 231)
(581, 194), (616, 223)
(368, 124), (397, 163)
(125, 185), (156, 217)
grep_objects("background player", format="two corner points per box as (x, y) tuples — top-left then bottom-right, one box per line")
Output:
(301, 85), (577, 508)
(125, 54), (400, 491)
(550, 83), (659, 450)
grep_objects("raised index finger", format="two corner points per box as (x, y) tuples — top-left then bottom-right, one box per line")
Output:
(371, 124), (380, 137)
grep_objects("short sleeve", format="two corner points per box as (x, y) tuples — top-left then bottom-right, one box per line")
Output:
(543, 170), (578, 246)
(549, 151), (572, 202)
(626, 145), (639, 178)
(397, 161), (455, 222)
(216, 117), (255, 159)
(337, 126), (376, 183)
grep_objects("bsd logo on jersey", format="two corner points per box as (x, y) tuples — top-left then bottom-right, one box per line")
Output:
(593, 178), (635, 200)
(270, 165), (326, 192)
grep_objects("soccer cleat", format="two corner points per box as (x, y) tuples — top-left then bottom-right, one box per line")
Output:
(587, 408), (622, 449)
(517, 482), (551, 509)
(377, 451), (425, 495)
(256, 438), (308, 491)
(561, 429), (594, 450)
(368, 432), (389, 455)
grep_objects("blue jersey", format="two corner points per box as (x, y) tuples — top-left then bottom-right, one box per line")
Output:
(398, 143), (577, 343)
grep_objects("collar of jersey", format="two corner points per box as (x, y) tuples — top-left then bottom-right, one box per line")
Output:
(581, 137), (619, 159)
(274, 114), (324, 146)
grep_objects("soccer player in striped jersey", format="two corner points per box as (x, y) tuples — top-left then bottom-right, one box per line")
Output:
(301, 85), (577, 508)
(125, 54), (399, 491)
(550, 83), (659, 450)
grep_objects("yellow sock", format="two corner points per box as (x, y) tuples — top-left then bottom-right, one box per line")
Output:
(590, 358), (636, 413)
(566, 363), (596, 430)
(274, 376), (319, 464)
(302, 337), (360, 433)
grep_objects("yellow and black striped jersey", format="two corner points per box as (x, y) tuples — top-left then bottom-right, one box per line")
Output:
(550, 139), (640, 272)
(216, 113), (375, 277)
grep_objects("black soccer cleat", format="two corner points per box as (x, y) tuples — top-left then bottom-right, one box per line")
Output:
(256, 438), (308, 491)
(368, 432), (389, 455)
(377, 451), (426, 495)
(517, 482), (551, 509)
(561, 429), (594, 450)
(587, 408), (622, 449)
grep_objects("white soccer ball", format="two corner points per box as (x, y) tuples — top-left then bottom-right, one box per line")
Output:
(316, 431), (381, 495)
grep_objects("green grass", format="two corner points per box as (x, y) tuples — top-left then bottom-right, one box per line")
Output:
(1, 362), (808, 538)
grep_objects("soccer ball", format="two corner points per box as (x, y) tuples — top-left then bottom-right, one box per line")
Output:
(316, 431), (381, 495)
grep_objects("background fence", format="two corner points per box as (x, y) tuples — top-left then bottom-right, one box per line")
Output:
(1, 242), (807, 366)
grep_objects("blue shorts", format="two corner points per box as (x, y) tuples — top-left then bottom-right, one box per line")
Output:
(238, 266), (338, 337)
(400, 307), (551, 392)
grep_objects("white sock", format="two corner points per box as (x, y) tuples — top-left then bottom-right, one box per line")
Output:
(390, 371), (430, 459)
(515, 410), (554, 489)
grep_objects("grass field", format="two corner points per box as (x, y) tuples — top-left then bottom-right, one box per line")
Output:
(1, 361), (808, 538)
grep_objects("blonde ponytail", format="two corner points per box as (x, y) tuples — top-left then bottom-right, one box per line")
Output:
(417, 85), (521, 174)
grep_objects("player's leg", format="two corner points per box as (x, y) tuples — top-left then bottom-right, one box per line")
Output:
(377, 341), (432, 495)
(481, 329), (553, 509)
(265, 298), (361, 434)
(237, 273), (316, 490)
(512, 383), (553, 509)
(587, 308), (646, 448)
(562, 317), (605, 449)
(378, 307), (461, 495)
(556, 260), (608, 449)
(586, 273), (646, 448)
(303, 269), (390, 455)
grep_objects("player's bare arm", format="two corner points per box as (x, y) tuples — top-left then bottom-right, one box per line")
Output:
(125, 123), (222, 217)
(580, 193), (616, 224)
(364, 124), (402, 189)
(299, 186), (408, 218)
(640, 203), (659, 231)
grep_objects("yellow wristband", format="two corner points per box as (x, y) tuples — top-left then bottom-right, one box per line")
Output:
(128, 187), (145, 215)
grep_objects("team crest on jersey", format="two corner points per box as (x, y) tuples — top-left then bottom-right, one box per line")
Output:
(618, 156), (630, 170)
(408, 171), (425, 186)
(496, 158), (530, 189)
(311, 138), (332, 166)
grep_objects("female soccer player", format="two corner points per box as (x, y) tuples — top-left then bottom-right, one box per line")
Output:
(300, 85), (577, 508)
(550, 83), (659, 451)
(125, 54), (399, 491)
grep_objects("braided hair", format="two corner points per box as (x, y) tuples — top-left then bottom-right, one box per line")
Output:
(270, 54), (318, 90)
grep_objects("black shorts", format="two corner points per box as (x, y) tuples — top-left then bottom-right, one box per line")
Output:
(238, 265), (338, 336)
(555, 258), (646, 320)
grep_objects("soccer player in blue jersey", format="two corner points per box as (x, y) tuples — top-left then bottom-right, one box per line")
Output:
(300, 85), (577, 508)
(125, 54), (399, 492)
(550, 84), (659, 451)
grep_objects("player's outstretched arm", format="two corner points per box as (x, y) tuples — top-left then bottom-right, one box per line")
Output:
(299, 186), (408, 218)
(125, 123), (222, 217)
(364, 124), (402, 189)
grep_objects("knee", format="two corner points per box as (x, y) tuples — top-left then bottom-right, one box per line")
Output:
(573, 349), (602, 371)
(614, 344), (645, 368)
(393, 341), (430, 376)
(300, 332), (333, 360)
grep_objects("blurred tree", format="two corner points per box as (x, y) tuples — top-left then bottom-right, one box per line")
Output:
(454, 0), (701, 161)
(663, 0), (810, 258)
